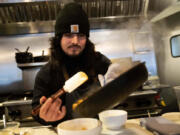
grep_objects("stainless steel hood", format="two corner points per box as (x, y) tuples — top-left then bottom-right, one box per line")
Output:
(151, 1), (180, 23)
(0, 0), (149, 35)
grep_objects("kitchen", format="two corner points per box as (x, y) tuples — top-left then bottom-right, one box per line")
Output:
(0, 0), (180, 134)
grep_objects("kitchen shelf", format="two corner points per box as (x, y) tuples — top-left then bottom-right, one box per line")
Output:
(143, 84), (170, 90)
(17, 62), (47, 69)
(0, 99), (32, 107)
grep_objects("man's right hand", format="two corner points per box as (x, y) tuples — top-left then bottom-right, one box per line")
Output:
(39, 96), (66, 122)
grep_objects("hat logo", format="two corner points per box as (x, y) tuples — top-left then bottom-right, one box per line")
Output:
(71, 24), (79, 33)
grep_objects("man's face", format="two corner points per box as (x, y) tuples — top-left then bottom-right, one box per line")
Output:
(61, 33), (87, 57)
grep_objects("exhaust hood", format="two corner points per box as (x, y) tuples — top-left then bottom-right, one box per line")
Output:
(0, 0), (149, 35)
(151, 1), (180, 23)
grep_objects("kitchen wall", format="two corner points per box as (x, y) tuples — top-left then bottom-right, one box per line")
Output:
(152, 12), (180, 86)
(0, 20), (157, 94)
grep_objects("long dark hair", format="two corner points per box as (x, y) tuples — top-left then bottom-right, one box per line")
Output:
(49, 36), (97, 77)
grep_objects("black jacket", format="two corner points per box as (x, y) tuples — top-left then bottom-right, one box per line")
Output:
(32, 52), (111, 126)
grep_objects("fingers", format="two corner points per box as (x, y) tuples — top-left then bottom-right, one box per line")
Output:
(40, 98), (53, 116)
(40, 96), (47, 104)
(47, 98), (62, 115)
(39, 97), (66, 122)
(56, 106), (66, 120)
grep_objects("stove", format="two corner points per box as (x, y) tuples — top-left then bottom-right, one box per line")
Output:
(0, 93), (33, 122)
(0, 89), (164, 121)
(114, 90), (164, 118)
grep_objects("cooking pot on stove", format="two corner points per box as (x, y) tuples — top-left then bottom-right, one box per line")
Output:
(15, 46), (33, 64)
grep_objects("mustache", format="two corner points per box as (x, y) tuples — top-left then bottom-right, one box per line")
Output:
(68, 44), (81, 49)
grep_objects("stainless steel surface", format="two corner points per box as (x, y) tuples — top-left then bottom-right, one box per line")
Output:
(0, 20), (55, 35)
(0, 1), (62, 24)
(173, 86), (180, 111)
(17, 62), (47, 68)
(152, 18), (180, 86)
(0, 99), (32, 107)
(148, 0), (176, 13)
(0, 0), (150, 35)
(0, 0), (177, 35)
(0, 0), (56, 3)
(115, 90), (163, 118)
(1, 99), (33, 121)
(3, 114), (6, 128)
(0, 0), (148, 23)
(150, 0), (180, 85)
(0, 33), (51, 94)
(0, 27), (158, 94)
(130, 90), (157, 97)
(0, 17), (139, 35)
(151, 1), (180, 23)
(129, 110), (160, 118)
(17, 62), (46, 90)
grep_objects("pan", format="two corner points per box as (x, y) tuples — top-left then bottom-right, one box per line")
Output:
(73, 62), (148, 117)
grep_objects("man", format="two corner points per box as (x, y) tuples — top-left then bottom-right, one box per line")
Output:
(32, 2), (111, 126)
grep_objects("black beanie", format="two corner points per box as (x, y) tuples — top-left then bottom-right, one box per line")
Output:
(55, 3), (90, 37)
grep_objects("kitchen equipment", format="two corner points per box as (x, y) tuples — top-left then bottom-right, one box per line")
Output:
(33, 50), (49, 62)
(0, 99), (32, 122)
(98, 110), (127, 130)
(17, 62), (46, 90)
(15, 46), (33, 63)
(32, 71), (88, 116)
(57, 118), (102, 135)
(173, 86), (180, 111)
(114, 90), (163, 118)
(73, 62), (148, 117)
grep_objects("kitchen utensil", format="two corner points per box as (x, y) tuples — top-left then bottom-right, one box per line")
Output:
(98, 110), (127, 130)
(73, 62), (148, 117)
(31, 71), (88, 116)
(15, 48), (21, 52)
(25, 46), (30, 52)
(15, 46), (33, 63)
(57, 118), (102, 135)
(15, 52), (33, 63)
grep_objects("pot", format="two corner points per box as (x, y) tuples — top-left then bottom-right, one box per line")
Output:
(33, 55), (49, 62)
(15, 52), (33, 63)
(33, 50), (49, 62)
(15, 46), (33, 64)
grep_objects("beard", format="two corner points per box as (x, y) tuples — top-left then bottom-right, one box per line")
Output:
(66, 44), (84, 57)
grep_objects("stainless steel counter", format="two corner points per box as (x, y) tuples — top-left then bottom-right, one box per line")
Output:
(0, 100), (32, 107)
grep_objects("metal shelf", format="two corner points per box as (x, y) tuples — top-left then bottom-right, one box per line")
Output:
(0, 99), (32, 107)
(17, 62), (47, 69)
